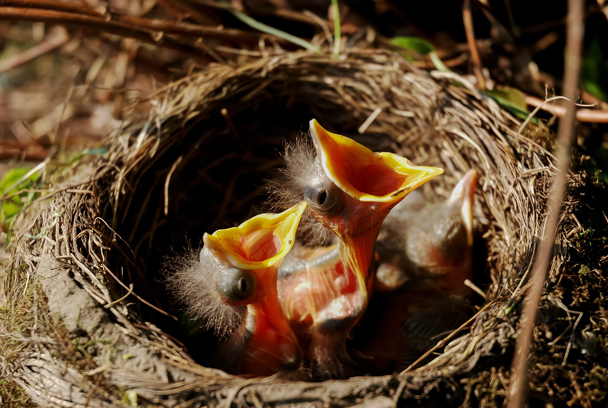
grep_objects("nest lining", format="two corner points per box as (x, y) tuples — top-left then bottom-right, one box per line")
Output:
(3, 48), (597, 407)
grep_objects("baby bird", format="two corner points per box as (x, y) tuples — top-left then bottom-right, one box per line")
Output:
(270, 119), (443, 379)
(353, 170), (478, 373)
(374, 169), (478, 294)
(166, 203), (306, 376)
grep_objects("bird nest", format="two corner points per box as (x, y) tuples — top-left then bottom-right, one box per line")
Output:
(4, 48), (606, 407)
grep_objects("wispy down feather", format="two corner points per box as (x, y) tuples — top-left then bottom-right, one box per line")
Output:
(265, 135), (334, 246)
(164, 247), (245, 339)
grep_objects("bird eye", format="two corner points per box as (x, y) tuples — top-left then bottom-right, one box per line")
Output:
(305, 183), (344, 216)
(217, 268), (257, 302)
(317, 190), (327, 205)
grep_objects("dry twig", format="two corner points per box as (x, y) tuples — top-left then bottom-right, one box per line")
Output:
(0, 0), (106, 16)
(0, 7), (209, 58)
(525, 95), (608, 123)
(462, 0), (486, 89)
(508, 0), (584, 406)
(0, 26), (68, 74)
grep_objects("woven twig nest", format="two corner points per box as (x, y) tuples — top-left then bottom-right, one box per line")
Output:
(4, 48), (605, 407)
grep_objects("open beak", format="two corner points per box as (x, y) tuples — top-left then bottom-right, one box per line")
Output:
(304, 120), (443, 326)
(203, 203), (307, 374)
(310, 119), (443, 204)
(203, 202), (306, 270)
(447, 169), (477, 245)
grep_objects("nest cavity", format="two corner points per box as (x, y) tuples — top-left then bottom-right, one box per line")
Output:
(5, 48), (600, 408)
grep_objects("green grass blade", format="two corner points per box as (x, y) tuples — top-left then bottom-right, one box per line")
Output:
(228, 8), (318, 52)
(331, 0), (341, 59)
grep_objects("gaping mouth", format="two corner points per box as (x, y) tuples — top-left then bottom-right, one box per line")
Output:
(203, 202), (306, 269)
(278, 244), (367, 326)
(310, 119), (444, 202)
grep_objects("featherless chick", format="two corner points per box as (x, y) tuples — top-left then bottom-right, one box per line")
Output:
(269, 119), (443, 379)
(354, 170), (478, 373)
(166, 203), (306, 376)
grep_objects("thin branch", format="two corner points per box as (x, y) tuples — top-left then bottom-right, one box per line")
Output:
(0, 0), (106, 16)
(519, 96), (595, 133)
(116, 15), (262, 43)
(0, 27), (68, 74)
(158, 0), (219, 26)
(164, 156), (183, 216)
(304, 10), (332, 46)
(507, 0), (584, 406)
(402, 302), (491, 373)
(103, 283), (134, 309)
(190, 0), (329, 26)
(525, 95), (608, 124)
(463, 0), (486, 89)
(0, 7), (208, 58)
(100, 263), (177, 320)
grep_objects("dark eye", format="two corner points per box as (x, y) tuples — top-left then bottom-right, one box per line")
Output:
(305, 183), (344, 216)
(217, 268), (257, 302)
(317, 190), (328, 205)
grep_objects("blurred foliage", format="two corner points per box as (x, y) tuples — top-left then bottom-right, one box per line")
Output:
(484, 85), (535, 123)
(581, 37), (608, 103)
(0, 167), (39, 221)
(0, 167), (40, 244)
(69, 147), (110, 164)
(390, 36), (449, 72)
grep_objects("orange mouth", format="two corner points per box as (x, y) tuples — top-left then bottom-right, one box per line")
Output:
(301, 120), (444, 323)
(240, 286), (302, 375)
(310, 119), (443, 203)
(203, 203), (307, 375)
(204, 202), (306, 269)
(278, 244), (365, 327)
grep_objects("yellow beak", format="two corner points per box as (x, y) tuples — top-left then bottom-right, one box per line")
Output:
(310, 119), (444, 202)
(203, 202), (306, 270)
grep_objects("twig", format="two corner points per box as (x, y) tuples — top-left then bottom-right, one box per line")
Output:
(507, 0), (584, 406)
(464, 279), (487, 300)
(116, 15), (262, 43)
(164, 156), (183, 216)
(392, 380), (407, 404)
(462, 0), (486, 89)
(104, 284), (134, 309)
(519, 95), (595, 133)
(0, 7), (208, 58)
(160, 0), (219, 26)
(0, 0), (106, 16)
(101, 263), (177, 320)
(402, 302), (491, 372)
(358, 107), (382, 133)
(525, 95), (608, 124)
(0, 144), (49, 161)
(221, 108), (239, 139)
(0, 26), (68, 74)
(304, 10), (332, 48)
